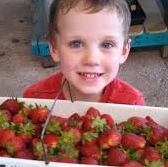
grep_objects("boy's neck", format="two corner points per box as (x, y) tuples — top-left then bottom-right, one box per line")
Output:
(62, 80), (103, 102)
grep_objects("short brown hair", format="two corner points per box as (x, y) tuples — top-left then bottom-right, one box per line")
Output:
(47, 0), (131, 41)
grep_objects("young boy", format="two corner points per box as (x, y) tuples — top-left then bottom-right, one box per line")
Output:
(23, 0), (145, 105)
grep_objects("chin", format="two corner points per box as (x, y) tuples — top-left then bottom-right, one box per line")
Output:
(79, 87), (103, 95)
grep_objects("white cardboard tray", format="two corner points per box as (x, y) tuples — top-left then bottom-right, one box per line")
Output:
(0, 97), (168, 167)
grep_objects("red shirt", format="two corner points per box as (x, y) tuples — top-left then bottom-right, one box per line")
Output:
(23, 72), (145, 105)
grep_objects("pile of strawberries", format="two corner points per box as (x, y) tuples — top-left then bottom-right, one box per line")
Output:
(0, 98), (168, 167)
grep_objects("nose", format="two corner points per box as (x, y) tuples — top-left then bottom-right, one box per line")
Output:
(83, 46), (101, 66)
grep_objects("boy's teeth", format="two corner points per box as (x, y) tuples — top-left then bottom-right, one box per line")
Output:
(81, 73), (100, 78)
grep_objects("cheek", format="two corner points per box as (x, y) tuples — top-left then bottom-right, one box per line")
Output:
(59, 55), (77, 72)
(104, 56), (120, 72)
(60, 58), (71, 70)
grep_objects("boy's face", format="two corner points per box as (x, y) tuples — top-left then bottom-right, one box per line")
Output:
(50, 6), (130, 100)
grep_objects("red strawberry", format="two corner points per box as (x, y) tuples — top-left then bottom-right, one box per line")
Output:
(29, 105), (49, 123)
(80, 143), (101, 161)
(0, 149), (11, 157)
(45, 116), (64, 135)
(60, 128), (81, 146)
(86, 107), (101, 119)
(148, 124), (165, 145)
(69, 127), (81, 144)
(82, 116), (108, 133)
(163, 128), (168, 139)
(101, 114), (114, 127)
(140, 147), (162, 165)
(121, 133), (146, 149)
(43, 134), (59, 150)
(46, 156), (59, 162)
(128, 116), (148, 128)
(32, 123), (42, 137)
(0, 98), (20, 115)
(17, 133), (32, 144)
(14, 122), (35, 144)
(57, 146), (79, 159)
(0, 129), (15, 148)
(122, 161), (143, 167)
(165, 161), (168, 167)
(5, 136), (26, 155)
(98, 129), (122, 149)
(12, 113), (25, 124)
(58, 157), (78, 163)
(19, 105), (31, 117)
(14, 149), (34, 159)
(0, 109), (12, 122)
(31, 137), (44, 160)
(68, 113), (83, 129)
(145, 115), (158, 126)
(82, 131), (98, 145)
(80, 157), (98, 165)
(107, 147), (128, 166)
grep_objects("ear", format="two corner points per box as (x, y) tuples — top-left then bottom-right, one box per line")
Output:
(119, 38), (131, 64)
(49, 39), (60, 62)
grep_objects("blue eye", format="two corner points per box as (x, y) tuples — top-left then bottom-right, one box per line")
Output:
(69, 41), (83, 48)
(102, 42), (113, 49)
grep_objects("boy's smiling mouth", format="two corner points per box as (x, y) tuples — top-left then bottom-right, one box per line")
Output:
(78, 72), (103, 78)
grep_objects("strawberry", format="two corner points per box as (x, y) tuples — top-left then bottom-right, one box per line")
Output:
(31, 137), (44, 160)
(127, 148), (143, 162)
(163, 128), (168, 139)
(121, 133), (146, 149)
(43, 134), (59, 150)
(101, 114), (114, 127)
(80, 157), (98, 165)
(165, 161), (168, 167)
(145, 115), (158, 126)
(155, 140), (168, 162)
(14, 149), (34, 159)
(58, 157), (78, 163)
(32, 123), (42, 137)
(122, 161), (143, 167)
(68, 113), (83, 129)
(58, 146), (79, 159)
(17, 133), (32, 144)
(0, 98), (20, 115)
(0, 109), (12, 122)
(82, 131), (98, 145)
(0, 129), (15, 148)
(140, 147), (162, 165)
(82, 116), (109, 133)
(5, 136), (26, 155)
(13, 122), (35, 144)
(148, 124), (165, 145)
(68, 127), (81, 144)
(47, 115), (69, 133)
(50, 115), (69, 131)
(80, 143), (101, 161)
(98, 129), (122, 149)
(0, 149), (11, 157)
(0, 110), (11, 129)
(59, 128), (81, 146)
(86, 107), (101, 119)
(46, 156), (59, 162)
(45, 116), (63, 135)
(19, 103), (31, 117)
(128, 116), (148, 128)
(29, 105), (49, 123)
(12, 113), (26, 124)
(107, 147), (128, 166)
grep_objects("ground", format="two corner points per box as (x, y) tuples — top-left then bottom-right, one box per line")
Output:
(0, 0), (168, 107)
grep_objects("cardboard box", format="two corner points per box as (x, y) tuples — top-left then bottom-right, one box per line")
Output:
(0, 97), (168, 167)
